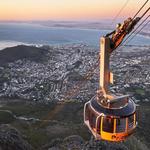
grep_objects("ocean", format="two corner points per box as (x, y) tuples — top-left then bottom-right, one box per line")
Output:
(0, 23), (149, 50)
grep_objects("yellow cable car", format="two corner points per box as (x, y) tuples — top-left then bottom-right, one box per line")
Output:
(84, 94), (137, 142)
(84, 7), (150, 141)
(84, 36), (138, 142)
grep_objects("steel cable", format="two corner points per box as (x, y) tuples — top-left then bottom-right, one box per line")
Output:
(124, 20), (150, 45)
(112, 0), (131, 24)
(133, 0), (149, 19)
(121, 15), (150, 46)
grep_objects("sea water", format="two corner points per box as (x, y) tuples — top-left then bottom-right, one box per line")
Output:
(0, 23), (149, 50)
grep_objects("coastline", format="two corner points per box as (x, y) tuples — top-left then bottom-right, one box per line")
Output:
(0, 23), (149, 51)
(0, 40), (27, 51)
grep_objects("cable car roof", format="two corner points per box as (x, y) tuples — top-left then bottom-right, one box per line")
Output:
(90, 97), (136, 118)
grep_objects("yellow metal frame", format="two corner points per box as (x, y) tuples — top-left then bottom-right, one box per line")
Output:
(100, 115), (136, 142)
(84, 109), (136, 142)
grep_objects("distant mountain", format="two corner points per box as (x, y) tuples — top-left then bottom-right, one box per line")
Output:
(0, 45), (48, 66)
(0, 20), (115, 30)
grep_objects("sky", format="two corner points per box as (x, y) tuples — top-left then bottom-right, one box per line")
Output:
(0, 0), (149, 21)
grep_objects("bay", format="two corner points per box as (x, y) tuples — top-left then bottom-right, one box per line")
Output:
(0, 23), (149, 50)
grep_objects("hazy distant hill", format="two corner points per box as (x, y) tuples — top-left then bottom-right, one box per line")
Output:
(0, 45), (48, 66)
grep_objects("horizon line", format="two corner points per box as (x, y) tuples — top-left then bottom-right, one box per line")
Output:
(0, 18), (125, 23)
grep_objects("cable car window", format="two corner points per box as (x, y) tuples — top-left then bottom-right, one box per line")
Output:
(116, 118), (126, 133)
(89, 112), (97, 129)
(103, 117), (114, 133)
(128, 115), (134, 129)
(96, 116), (101, 134)
(85, 104), (90, 121)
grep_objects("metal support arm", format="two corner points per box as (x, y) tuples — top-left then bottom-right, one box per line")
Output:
(99, 37), (113, 97)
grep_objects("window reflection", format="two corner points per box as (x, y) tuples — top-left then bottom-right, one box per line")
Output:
(128, 115), (134, 129)
(103, 117), (114, 133)
(116, 118), (126, 133)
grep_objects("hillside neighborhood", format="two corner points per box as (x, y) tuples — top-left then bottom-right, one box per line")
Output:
(0, 44), (149, 103)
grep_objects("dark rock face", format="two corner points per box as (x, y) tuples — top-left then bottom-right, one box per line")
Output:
(42, 138), (63, 150)
(42, 135), (84, 150)
(83, 137), (129, 150)
(45, 135), (128, 150)
(62, 135), (84, 149)
(0, 124), (32, 150)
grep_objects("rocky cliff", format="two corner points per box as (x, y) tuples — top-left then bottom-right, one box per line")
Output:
(0, 124), (32, 150)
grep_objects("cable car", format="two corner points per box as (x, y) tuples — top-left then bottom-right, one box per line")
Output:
(84, 93), (137, 142)
(83, 5), (150, 140)
(84, 35), (138, 142)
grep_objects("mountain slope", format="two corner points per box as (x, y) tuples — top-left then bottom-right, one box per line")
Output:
(0, 45), (48, 66)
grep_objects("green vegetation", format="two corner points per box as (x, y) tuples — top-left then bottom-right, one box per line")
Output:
(0, 99), (90, 149)
(24, 128), (49, 148)
(0, 111), (14, 123)
(2, 97), (150, 149)
(1, 101), (57, 118)
(135, 88), (145, 95)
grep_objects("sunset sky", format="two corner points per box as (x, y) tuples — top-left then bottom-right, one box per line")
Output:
(0, 0), (149, 21)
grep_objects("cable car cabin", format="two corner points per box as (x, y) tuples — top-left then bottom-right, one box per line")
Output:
(84, 94), (137, 142)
